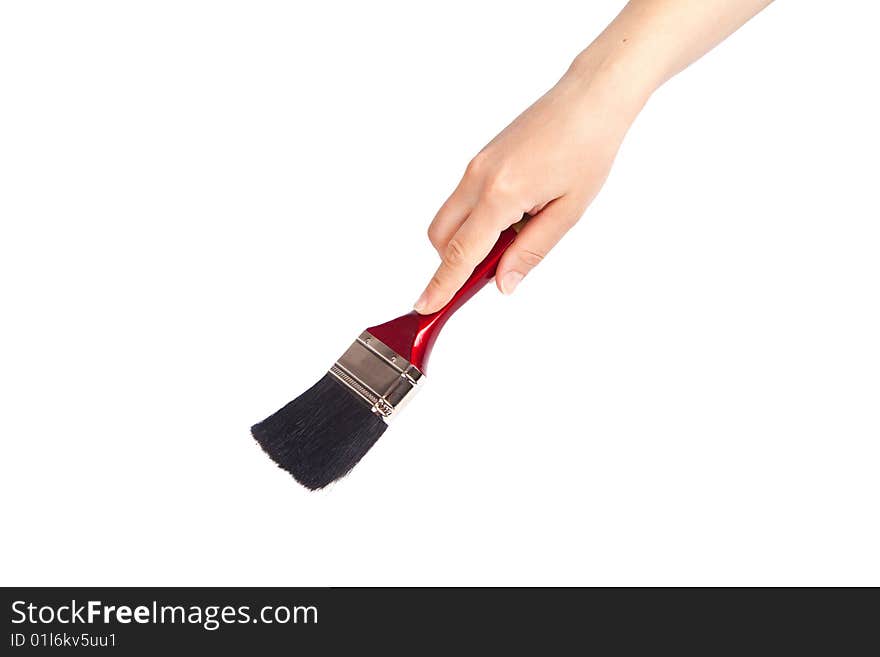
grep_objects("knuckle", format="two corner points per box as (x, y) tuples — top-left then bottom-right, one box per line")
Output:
(517, 248), (545, 268)
(465, 151), (490, 179)
(442, 237), (467, 268)
(428, 272), (447, 293)
(427, 223), (444, 249)
(483, 168), (517, 200)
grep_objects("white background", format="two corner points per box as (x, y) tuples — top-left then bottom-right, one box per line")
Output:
(1, 1), (878, 586)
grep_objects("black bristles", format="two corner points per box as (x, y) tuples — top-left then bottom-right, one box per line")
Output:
(251, 373), (387, 490)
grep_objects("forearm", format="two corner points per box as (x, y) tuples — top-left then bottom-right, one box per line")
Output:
(567, 0), (774, 110)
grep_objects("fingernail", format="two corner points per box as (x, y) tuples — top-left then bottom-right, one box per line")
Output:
(501, 271), (524, 295)
(413, 289), (430, 313)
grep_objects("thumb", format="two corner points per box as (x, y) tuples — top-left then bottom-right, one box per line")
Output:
(495, 196), (582, 295)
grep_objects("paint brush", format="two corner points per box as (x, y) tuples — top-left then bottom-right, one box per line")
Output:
(251, 219), (526, 489)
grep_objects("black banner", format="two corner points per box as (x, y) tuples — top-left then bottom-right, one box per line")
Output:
(1, 587), (874, 653)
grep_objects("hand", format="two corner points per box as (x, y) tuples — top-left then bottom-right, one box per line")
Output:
(414, 51), (650, 314)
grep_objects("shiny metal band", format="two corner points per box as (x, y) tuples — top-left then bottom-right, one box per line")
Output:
(329, 332), (424, 421)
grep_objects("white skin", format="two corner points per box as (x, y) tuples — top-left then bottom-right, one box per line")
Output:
(415, 0), (774, 314)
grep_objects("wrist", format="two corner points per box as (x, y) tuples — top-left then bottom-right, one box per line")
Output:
(562, 40), (662, 126)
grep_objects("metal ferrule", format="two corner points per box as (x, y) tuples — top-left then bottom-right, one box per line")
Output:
(329, 332), (424, 422)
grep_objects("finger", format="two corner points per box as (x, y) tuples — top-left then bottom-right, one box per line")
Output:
(426, 179), (478, 254)
(495, 196), (583, 295)
(415, 201), (518, 314)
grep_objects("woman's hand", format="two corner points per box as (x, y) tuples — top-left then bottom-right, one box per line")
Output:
(414, 0), (774, 315)
(414, 52), (648, 314)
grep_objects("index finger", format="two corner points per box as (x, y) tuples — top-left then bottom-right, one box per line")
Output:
(414, 202), (518, 314)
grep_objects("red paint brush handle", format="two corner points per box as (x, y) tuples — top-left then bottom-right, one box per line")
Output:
(367, 224), (520, 373)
